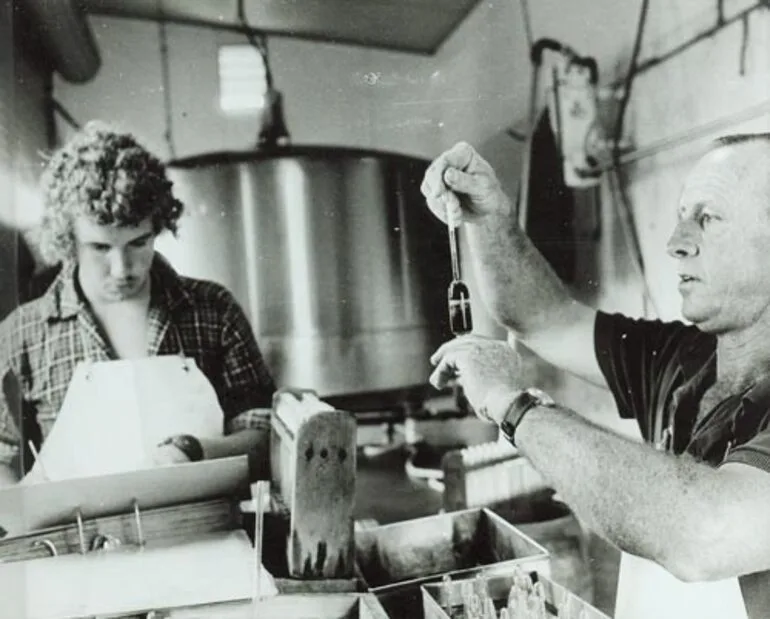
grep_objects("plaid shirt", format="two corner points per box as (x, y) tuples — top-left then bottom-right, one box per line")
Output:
(0, 254), (276, 469)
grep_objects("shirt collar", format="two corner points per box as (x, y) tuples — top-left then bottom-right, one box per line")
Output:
(742, 374), (770, 417)
(149, 253), (193, 313)
(40, 261), (81, 321)
(41, 252), (192, 321)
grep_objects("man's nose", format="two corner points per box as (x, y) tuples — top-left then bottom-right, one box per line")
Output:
(109, 250), (131, 278)
(666, 221), (699, 258)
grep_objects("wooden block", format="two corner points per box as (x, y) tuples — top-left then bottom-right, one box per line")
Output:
(270, 390), (357, 580)
(290, 410), (356, 578)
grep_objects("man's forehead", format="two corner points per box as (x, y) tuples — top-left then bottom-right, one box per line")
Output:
(701, 142), (770, 177)
(677, 142), (770, 214)
(678, 152), (733, 203)
(682, 145), (763, 191)
(74, 216), (154, 240)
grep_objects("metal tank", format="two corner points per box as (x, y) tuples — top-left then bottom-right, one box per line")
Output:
(161, 147), (451, 406)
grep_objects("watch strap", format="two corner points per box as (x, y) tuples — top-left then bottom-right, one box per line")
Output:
(500, 388), (554, 446)
(160, 434), (204, 462)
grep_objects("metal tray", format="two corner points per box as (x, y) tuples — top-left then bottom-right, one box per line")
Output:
(355, 507), (549, 618)
(421, 571), (611, 619)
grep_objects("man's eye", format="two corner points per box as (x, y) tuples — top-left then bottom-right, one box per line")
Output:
(699, 213), (715, 227)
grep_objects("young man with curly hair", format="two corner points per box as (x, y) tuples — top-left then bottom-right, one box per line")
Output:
(0, 122), (276, 487)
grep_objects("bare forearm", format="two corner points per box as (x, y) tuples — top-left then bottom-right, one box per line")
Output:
(466, 210), (574, 335)
(514, 404), (720, 578)
(200, 428), (268, 461)
(200, 428), (270, 480)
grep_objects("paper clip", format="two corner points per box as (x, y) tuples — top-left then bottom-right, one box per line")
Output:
(133, 499), (146, 547)
(74, 508), (86, 554)
(32, 539), (58, 557)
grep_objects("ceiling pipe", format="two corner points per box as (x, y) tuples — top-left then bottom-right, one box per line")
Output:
(21, 0), (101, 83)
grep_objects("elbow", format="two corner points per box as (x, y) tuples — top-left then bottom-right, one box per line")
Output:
(657, 512), (729, 583)
(661, 555), (709, 583)
(482, 294), (520, 333)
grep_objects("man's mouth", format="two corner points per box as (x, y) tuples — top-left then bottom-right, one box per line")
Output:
(679, 274), (699, 283)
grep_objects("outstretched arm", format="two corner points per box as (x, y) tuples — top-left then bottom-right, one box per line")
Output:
(421, 142), (604, 386)
(430, 335), (770, 582)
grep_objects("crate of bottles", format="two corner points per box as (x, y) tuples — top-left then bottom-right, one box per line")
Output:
(355, 507), (550, 618)
(421, 567), (611, 619)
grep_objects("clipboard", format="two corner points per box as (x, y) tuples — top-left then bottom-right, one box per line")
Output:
(0, 529), (278, 619)
(0, 456), (249, 536)
(0, 460), (280, 618)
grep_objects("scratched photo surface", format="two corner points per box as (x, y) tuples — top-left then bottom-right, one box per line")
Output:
(2, 1), (770, 617)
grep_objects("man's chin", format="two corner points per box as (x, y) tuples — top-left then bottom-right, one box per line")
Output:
(681, 308), (725, 334)
(681, 304), (712, 331)
(103, 284), (140, 301)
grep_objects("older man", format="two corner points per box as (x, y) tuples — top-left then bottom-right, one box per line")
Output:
(423, 134), (770, 618)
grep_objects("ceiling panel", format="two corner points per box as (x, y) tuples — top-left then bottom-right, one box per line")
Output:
(79, 0), (483, 54)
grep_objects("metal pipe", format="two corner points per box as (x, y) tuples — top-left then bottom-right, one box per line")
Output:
(22, 0), (101, 83)
(611, 98), (770, 169)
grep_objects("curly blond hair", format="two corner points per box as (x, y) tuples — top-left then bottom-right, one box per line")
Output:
(38, 121), (183, 264)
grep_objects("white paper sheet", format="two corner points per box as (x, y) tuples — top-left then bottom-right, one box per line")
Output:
(0, 530), (277, 618)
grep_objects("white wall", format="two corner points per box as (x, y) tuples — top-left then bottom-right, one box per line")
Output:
(53, 0), (643, 168)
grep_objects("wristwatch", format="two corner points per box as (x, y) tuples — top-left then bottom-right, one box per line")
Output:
(500, 387), (556, 446)
(159, 434), (205, 462)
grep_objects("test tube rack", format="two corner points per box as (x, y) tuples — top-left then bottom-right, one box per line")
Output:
(422, 568), (612, 619)
(442, 440), (548, 512)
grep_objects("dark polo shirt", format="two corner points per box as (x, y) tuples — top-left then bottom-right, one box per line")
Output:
(595, 311), (770, 618)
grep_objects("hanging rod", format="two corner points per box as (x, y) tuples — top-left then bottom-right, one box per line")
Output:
(609, 97), (770, 170)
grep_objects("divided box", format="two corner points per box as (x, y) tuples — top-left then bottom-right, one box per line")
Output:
(421, 571), (611, 619)
(355, 508), (550, 618)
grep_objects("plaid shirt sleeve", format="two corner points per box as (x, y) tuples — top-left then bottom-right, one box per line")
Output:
(0, 312), (21, 467)
(217, 292), (276, 435)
